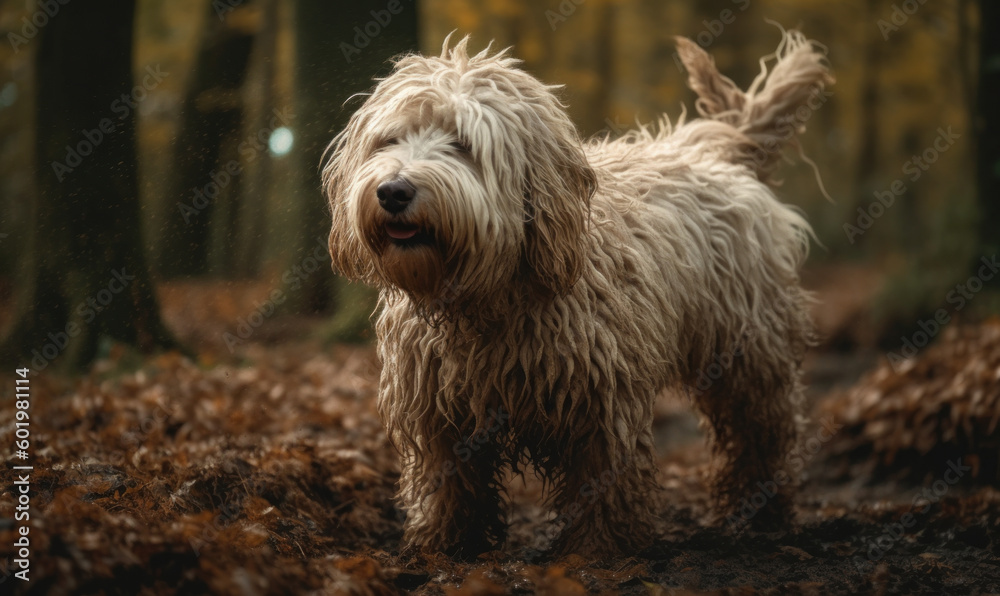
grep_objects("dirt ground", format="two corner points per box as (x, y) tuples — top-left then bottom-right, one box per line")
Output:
(1, 270), (998, 595)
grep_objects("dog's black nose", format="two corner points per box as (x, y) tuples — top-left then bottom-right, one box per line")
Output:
(377, 179), (416, 214)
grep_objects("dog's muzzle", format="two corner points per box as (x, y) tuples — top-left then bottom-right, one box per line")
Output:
(376, 178), (427, 244)
(377, 178), (416, 215)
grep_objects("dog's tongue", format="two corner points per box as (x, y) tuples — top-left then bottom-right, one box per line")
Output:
(386, 223), (419, 240)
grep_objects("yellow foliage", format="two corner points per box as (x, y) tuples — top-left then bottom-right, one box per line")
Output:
(418, 0), (977, 261)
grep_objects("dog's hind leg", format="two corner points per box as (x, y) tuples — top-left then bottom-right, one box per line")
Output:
(689, 335), (805, 532)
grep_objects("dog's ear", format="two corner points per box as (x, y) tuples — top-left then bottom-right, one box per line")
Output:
(522, 130), (596, 295)
(322, 122), (373, 282)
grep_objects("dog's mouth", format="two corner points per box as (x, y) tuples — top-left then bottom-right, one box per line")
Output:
(385, 222), (433, 247)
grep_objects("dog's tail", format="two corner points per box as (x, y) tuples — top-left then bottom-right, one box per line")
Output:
(675, 27), (833, 188)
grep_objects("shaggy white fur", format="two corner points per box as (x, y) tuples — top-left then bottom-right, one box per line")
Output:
(323, 30), (833, 557)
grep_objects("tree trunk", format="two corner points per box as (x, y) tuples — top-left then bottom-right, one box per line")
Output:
(852, 0), (883, 249)
(977, 0), (1000, 273)
(293, 1), (419, 338)
(154, 2), (256, 277)
(0, 0), (177, 372)
(233, 0), (278, 278)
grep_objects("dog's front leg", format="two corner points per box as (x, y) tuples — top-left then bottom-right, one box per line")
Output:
(398, 429), (506, 558)
(546, 431), (660, 558)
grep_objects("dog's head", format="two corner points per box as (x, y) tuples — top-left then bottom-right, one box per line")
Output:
(323, 36), (596, 311)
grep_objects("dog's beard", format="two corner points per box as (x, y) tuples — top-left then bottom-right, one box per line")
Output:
(378, 243), (447, 296)
(354, 187), (449, 296)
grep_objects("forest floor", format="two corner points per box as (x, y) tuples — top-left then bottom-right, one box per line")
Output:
(1, 265), (999, 595)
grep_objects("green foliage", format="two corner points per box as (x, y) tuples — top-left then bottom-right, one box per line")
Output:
(319, 282), (378, 344)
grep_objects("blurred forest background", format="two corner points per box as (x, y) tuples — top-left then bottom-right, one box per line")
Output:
(2, 2), (1000, 592)
(0, 0), (995, 370)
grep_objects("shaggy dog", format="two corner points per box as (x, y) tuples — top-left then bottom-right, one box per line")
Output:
(323, 30), (832, 557)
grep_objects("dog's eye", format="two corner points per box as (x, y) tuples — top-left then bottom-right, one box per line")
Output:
(379, 137), (399, 149)
(449, 140), (471, 154)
